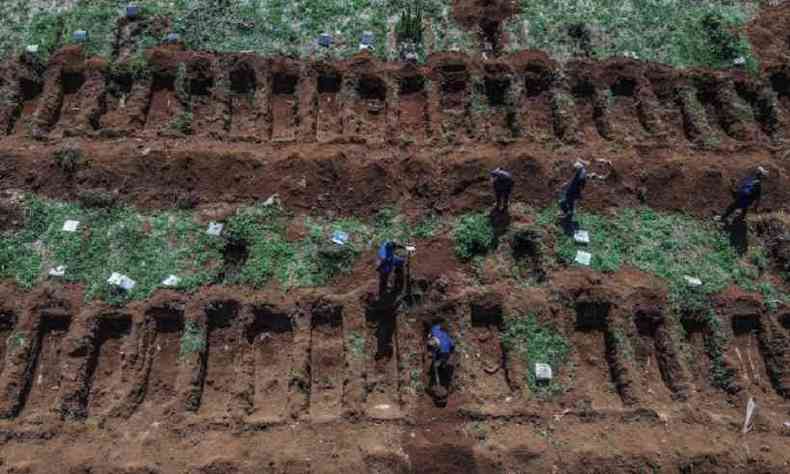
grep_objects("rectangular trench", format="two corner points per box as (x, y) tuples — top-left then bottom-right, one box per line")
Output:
(316, 72), (343, 142)
(22, 314), (72, 418)
(271, 72), (299, 142)
(0, 311), (16, 376)
(199, 301), (240, 416)
(143, 312), (184, 411)
(398, 75), (428, 143)
(364, 304), (401, 419)
(86, 316), (132, 416)
(247, 307), (295, 423)
(463, 302), (511, 408)
(145, 74), (185, 131)
(310, 304), (344, 422)
(571, 303), (623, 409)
(347, 75), (387, 143)
(728, 314), (779, 400)
(632, 312), (682, 405)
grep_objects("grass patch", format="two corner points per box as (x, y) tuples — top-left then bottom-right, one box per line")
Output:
(179, 320), (206, 358)
(348, 331), (365, 359)
(502, 314), (570, 398)
(453, 212), (496, 261)
(550, 207), (765, 312)
(510, 0), (760, 71)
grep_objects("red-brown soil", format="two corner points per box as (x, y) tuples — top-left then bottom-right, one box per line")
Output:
(1, 2), (790, 473)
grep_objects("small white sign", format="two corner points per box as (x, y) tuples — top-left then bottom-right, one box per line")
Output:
(331, 231), (349, 246)
(162, 275), (181, 287)
(574, 230), (590, 244)
(108, 272), (136, 291)
(575, 250), (592, 266)
(734, 56), (746, 66)
(49, 265), (66, 277)
(406, 245), (417, 256)
(684, 276), (702, 287)
(206, 222), (223, 236)
(62, 220), (80, 232)
(26, 45), (39, 54)
(535, 363), (553, 382)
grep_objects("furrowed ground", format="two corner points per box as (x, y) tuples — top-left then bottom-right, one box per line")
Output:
(0, 0), (790, 473)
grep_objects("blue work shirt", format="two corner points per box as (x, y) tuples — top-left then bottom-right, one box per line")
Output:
(431, 324), (455, 355)
(377, 241), (404, 274)
(737, 174), (762, 201)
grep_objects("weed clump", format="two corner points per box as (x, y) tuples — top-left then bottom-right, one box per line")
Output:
(52, 147), (82, 174)
(453, 212), (495, 261)
(179, 320), (206, 358)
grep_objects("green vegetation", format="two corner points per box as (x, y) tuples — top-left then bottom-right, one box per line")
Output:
(702, 310), (735, 390)
(502, 313), (570, 397)
(6, 331), (28, 350)
(510, 0), (760, 71)
(179, 320), (206, 357)
(453, 212), (495, 261)
(348, 331), (365, 359)
(52, 147), (82, 173)
(546, 206), (784, 312)
(0, 0), (762, 71)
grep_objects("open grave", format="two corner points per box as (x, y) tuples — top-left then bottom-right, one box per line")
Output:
(86, 315), (132, 416)
(569, 78), (607, 142)
(482, 74), (516, 140)
(398, 75), (428, 143)
(140, 307), (184, 413)
(227, 60), (260, 137)
(145, 73), (186, 131)
(50, 71), (87, 133)
(101, 71), (134, 130)
(364, 302), (401, 419)
(21, 312), (72, 419)
(693, 78), (733, 144)
(769, 71), (790, 115)
(631, 308), (682, 405)
(727, 313), (781, 400)
(10, 78), (43, 135)
(310, 303), (345, 422)
(607, 77), (651, 140)
(199, 301), (239, 416)
(246, 305), (295, 423)
(462, 299), (512, 410)
(0, 310), (16, 376)
(733, 80), (780, 138)
(570, 302), (623, 409)
(186, 59), (217, 134)
(316, 69), (343, 142)
(438, 64), (472, 141)
(520, 64), (555, 140)
(347, 75), (387, 143)
(271, 72), (299, 142)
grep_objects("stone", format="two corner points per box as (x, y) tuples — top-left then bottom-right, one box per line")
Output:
(318, 33), (333, 48)
(126, 4), (140, 18)
(573, 230), (590, 244)
(49, 266), (66, 278)
(164, 33), (180, 44)
(73, 31), (89, 43)
(575, 250), (592, 266)
(162, 275), (180, 287)
(206, 222), (224, 236)
(62, 220), (80, 232)
(684, 275), (702, 287)
(108, 272), (136, 291)
(535, 363), (553, 382)
(331, 230), (349, 246)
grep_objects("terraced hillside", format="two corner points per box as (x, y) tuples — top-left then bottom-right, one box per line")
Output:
(0, 1), (790, 473)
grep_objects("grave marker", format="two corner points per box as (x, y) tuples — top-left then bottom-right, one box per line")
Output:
(49, 266), (66, 278)
(318, 33), (333, 48)
(73, 31), (89, 43)
(108, 272), (136, 291)
(206, 222), (224, 236)
(574, 230), (590, 244)
(683, 276), (702, 287)
(331, 231), (349, 246)
(162, 275), (181, 287)
(575, 250), (592, 266)
(126, 4), (140, 19)
(62, 220), (80, 232)
(535, 363), (553, 382)
(26, 45), (39, 54)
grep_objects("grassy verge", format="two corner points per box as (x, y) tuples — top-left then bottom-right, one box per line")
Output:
(502, 313), (570, 398)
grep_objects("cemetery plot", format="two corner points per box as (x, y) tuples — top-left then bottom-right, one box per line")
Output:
(199, 301), (240, 416)
(86, 315), (132, 416)
(398, 75), (428, 143)
(145, 74), (186, 131)
(728, 314), (782, 400)
(310, 304), (345, 422)
(347, 75), (388, 143)
(316, 71), (344, 142)
(364, 304), (401, 419)
(632, 311), (680, 405)
(462, 301), (512, 409)
(271, 72), (299, 142)
(247, 306), (295, 423)
(520, 64), (555, 140)
(227, 61), (262, 138)
(11, 78), (43, 135)
(0, 311), (15, 376)
(140, 310), (184, 412)
(22, 314), (71, 418)
(570, 303), (623, 409)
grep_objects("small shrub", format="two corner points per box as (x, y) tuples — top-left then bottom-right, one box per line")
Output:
(170, 111), (193, 135)
(53, 147), (82, 174)
(453, 212), (495, 261)
(179, 320), (205, 357)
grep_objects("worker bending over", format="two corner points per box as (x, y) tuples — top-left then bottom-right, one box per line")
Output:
(377, 240), (406, 297)
(717, 166), (768, 225)
(490, 167), (514, 212)
(559, 159), (612, 230)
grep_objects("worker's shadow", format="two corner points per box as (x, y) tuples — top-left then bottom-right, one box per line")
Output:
(488, 208), (511, 244)
(725, 214), (749, 255)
